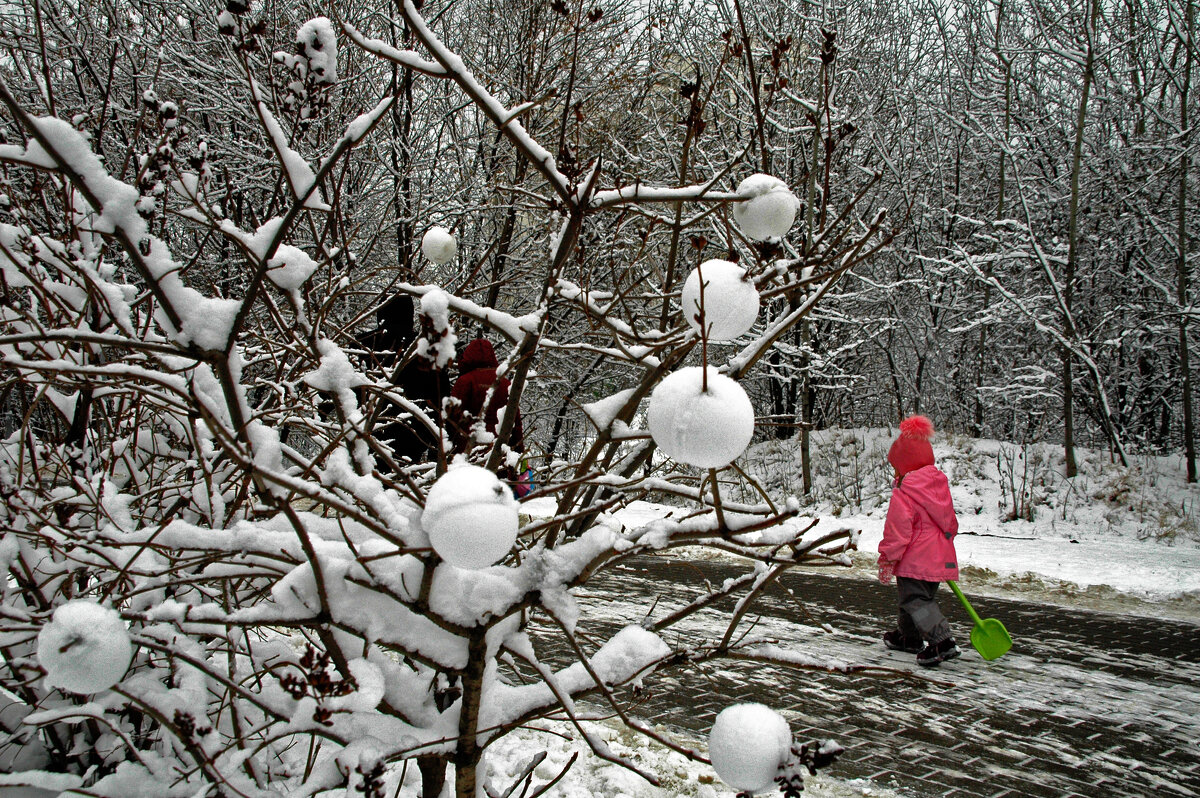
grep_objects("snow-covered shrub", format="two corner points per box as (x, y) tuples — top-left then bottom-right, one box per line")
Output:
(996, 443), (1053, 522)
(0, 3), (886, 797)
(736, 429), (894, 513)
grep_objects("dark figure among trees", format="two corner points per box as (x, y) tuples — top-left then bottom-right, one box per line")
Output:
(357, 294), (449, 466)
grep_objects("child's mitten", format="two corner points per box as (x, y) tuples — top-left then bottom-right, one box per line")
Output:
(877, 558), (895, 585)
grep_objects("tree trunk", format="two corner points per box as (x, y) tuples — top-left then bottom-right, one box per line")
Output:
(977, 0), (1012, 437)
(1178, 0), (1196, 482)
(453, 630), (488, 798)
(485, 158), (527, 310)
(1062, 0), (1098, 478)
(418, 757), (446, 798)
(800, 314), (812, 493)
(391, 6), (415, 279)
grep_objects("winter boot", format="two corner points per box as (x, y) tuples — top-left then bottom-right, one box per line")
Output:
(883, 629), (924, 654)
(916, 637), (960, 667)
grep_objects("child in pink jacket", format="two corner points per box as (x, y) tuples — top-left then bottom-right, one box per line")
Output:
(877, 416), (960, 666)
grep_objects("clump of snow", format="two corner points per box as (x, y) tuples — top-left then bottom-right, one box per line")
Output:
(422, 465), (519, 569)
(254, 100), (329, 210)
(297, 17), (338, 85)
(303, 338), (367, 409)
(417, 287), (457, 368)
(36, 601), (133, 694)
(733, 174), (800, 241)
(708, 703), (792, 794)
(422, 226), (458, 264)
(266, 243), (320, 290)
(647, 368), (755, 469)
(681, 259), (760, 340)
(583, 388), (637, 431)
(338, 658), (385, 712)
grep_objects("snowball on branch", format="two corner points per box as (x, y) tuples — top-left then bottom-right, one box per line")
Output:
(682, 259), (760, 340)
(647, 367), (755, 469)
(422, 465), (519, 569)
(37, 601), (133, 694)
(733, 174), (801, 241)
(421, 226), (457, 265)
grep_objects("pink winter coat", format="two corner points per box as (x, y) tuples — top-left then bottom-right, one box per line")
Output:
(879, 465), (959, 582)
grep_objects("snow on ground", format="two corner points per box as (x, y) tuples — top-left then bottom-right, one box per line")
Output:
(395, 717), (897, 798)
(724, 428), (1200, 617)
(509, 428), (1200, 797)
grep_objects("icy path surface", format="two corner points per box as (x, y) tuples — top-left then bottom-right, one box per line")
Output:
(553, 556), (1200, 797)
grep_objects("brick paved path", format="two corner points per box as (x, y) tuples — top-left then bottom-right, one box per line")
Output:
(568, 556), (1200, 797)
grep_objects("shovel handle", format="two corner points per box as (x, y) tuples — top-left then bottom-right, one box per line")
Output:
(947, 580), (985, 626)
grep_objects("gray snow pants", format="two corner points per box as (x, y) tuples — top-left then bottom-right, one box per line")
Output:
(896, 576), (952, 644)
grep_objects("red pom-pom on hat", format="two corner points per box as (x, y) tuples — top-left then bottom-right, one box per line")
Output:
(898, 415), (934, 440)
(889, 415), (936, 475)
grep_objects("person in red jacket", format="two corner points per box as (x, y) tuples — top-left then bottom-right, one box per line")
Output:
(448, 338), (524, 456)
(877, 415), (960, 667)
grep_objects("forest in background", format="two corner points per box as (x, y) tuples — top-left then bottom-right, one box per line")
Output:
(1, 0), (1194, 479)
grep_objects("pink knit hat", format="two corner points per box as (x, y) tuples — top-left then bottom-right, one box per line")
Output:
(888, 415), (935, 475)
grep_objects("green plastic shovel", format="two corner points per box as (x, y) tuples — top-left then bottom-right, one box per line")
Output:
(947, 581), (1012, 661)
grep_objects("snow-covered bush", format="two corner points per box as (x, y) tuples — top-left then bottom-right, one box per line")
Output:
(0, 3), (887, 797)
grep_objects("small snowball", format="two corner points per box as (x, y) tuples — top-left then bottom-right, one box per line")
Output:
(37, 600), (133, 694)
(647, 367), (755, 469)
(708, 703), (792, 794)
(217, 10), (237, 34)
(422, 226), (457, 264)
(681, 259), (760, 340)
(422, 465), (518, 569)
(733, 174), (800, 241)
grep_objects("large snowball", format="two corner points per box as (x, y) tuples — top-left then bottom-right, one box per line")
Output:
(681, 259), (760, 340)
(37, 601), (133, 694)
(733, 174), (800, 241)
(422, 226), (458, 265)
(422, 465), (519, 569)
(647, 367), (755, 469)
(708, 703), (792, 794)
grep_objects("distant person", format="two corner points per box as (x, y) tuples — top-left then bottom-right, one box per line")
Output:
(877, 415), (961, 666)
(356, 294), (448, 465)
(448, 337), (524, 457)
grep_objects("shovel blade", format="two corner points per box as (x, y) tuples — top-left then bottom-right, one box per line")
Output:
(970, 618), (1013, 661)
